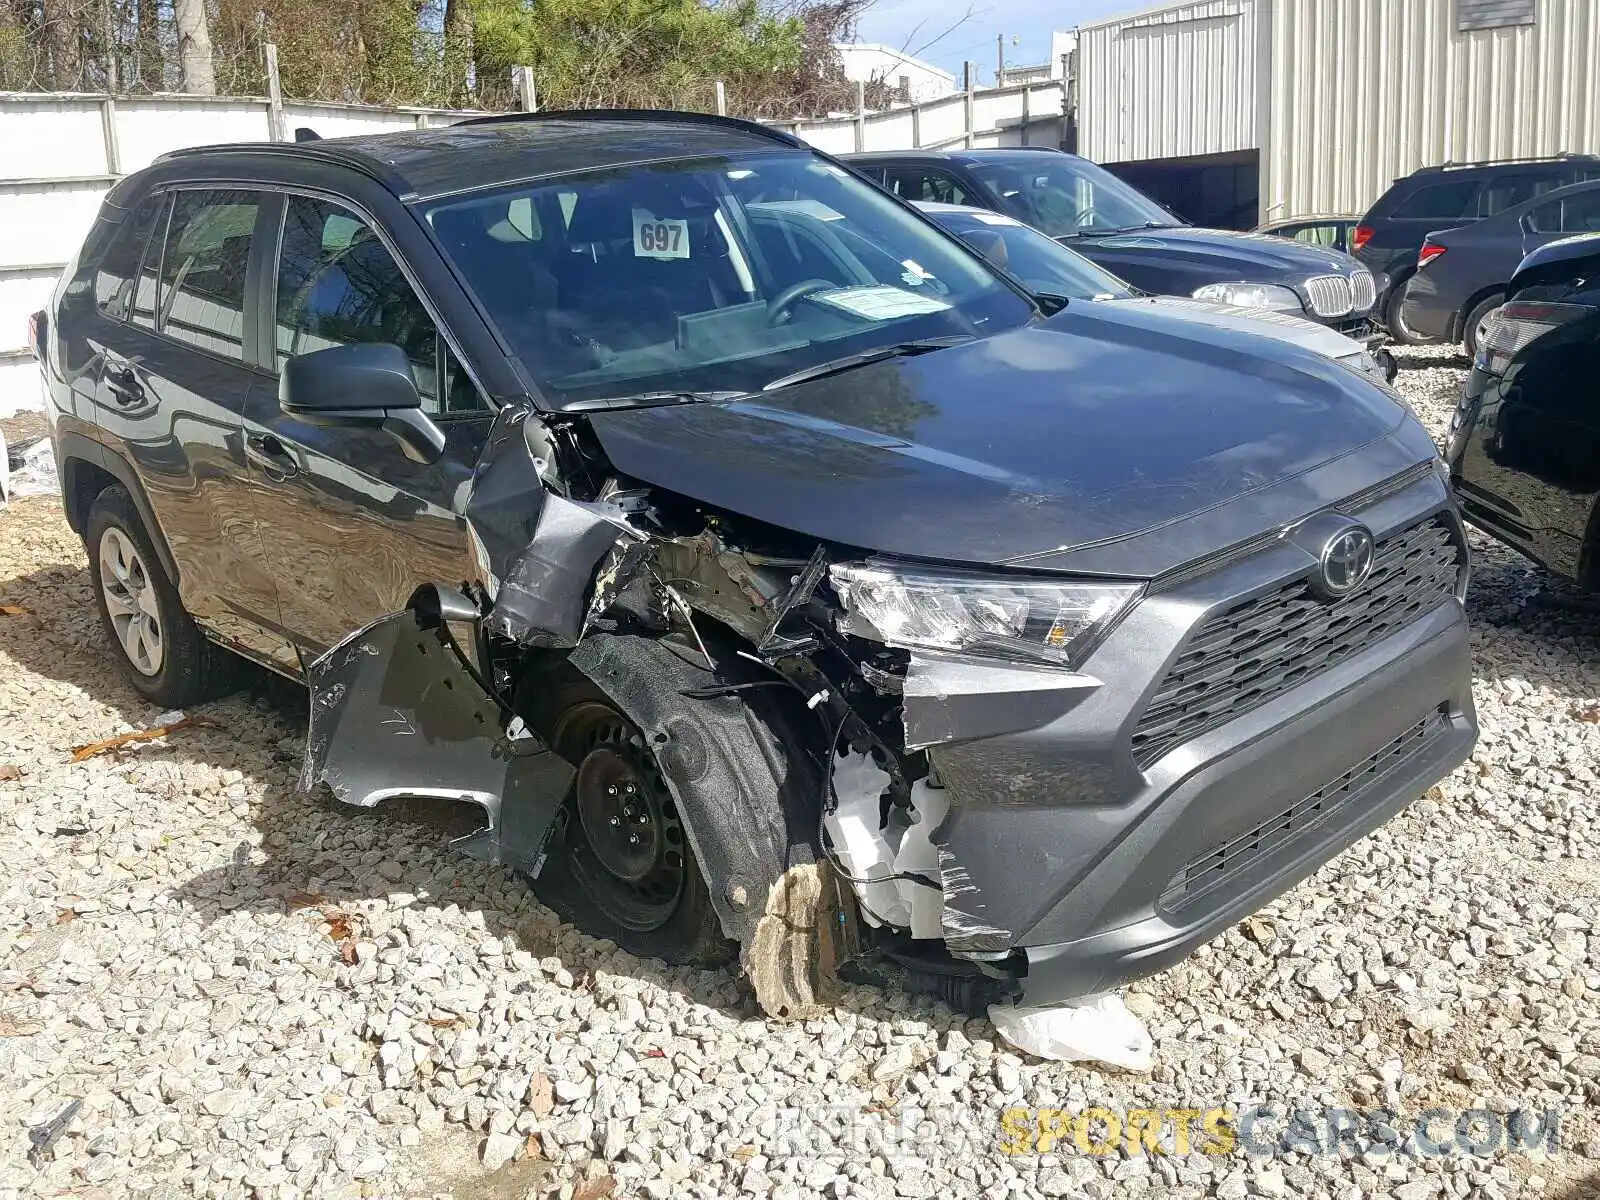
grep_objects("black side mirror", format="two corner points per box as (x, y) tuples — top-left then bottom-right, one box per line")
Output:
(280, 342), (444, 464)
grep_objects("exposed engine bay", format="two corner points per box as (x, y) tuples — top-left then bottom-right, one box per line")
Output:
(301, 401), (1035, 1018)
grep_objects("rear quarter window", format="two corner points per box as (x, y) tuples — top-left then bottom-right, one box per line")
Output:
(90, 194), (165, 321)
(1392, 179), (1480, 220)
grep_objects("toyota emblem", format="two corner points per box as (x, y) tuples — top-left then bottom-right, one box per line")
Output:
(1316, 525), (1375, 598)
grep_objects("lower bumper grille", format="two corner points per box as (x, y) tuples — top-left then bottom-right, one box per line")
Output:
(1132, 515), (1461, 767)
(1158, 710), (1443, 913)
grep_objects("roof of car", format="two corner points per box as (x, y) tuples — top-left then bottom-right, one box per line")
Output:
(159, 110), (804, 202)
(845, 147), (1070, 165)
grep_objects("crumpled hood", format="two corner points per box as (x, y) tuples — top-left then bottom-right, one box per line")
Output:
(1069, 225), (1366, 299)
(586, 303), (1431, 578)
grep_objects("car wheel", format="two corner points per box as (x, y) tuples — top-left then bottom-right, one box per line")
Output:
(521, 667), (733, 968)
(86, 484), (236, 708)
(1463, 294), (1504, 360)
(1383, 281), (1425, 344)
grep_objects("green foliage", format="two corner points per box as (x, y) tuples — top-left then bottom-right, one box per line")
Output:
(472, 0), (806, 111)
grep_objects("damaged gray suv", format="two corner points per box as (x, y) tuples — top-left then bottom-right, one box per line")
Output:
(39, 111), (1477, 1015)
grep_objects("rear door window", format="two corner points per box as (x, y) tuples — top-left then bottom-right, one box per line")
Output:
(883, 166), (975, 206)
(155, 189), (261, 360)
(1393, 179), (1480, 221)
(93, 194), (165, 321)
(1559, 189), (1600, 234)
(1479, 172), (1560, 216)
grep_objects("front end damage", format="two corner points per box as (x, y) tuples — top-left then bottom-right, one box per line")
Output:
(302, 402), (1477, 1022)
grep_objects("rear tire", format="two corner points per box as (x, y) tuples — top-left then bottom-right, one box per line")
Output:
(518, 665), (732, 968)
(85, 484), (237, 708)
(1463, 293), (1504, 361)
(1383, 279), (1425, 345)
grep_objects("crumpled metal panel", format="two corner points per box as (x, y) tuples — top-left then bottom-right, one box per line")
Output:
(302, 607), (574, 870)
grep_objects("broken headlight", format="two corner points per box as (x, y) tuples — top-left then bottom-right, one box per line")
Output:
(829, 561), (1142, 668)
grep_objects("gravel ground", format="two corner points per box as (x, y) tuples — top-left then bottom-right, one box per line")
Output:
(1, 344), (1598, 1200)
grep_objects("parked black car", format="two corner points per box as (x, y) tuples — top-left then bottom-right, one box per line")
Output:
(37, 111), (1475, 1015)
(846, 148), (1383, 341)
(1255, 214), (1361, 255)
(1402, 179), (1600, 357)
(1447, 234), (1600, 587)
(1352, 153), (1600, 342)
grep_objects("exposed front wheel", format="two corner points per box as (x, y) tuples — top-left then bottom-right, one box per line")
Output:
(1383, 282), (1426, 345)
(521, 668), (732, 967)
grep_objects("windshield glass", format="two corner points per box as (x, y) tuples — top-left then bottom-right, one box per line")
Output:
(922, 208), (1133, 299)
(971, 157), (1179, 238)
(423, 153), (1033, 408)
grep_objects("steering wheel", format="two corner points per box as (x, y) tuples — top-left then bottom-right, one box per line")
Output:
(766, 278), (834, 325)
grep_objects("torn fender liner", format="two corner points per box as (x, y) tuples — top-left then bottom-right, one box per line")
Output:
(566, 634), (823, 978)
(302, 604), (573, 870)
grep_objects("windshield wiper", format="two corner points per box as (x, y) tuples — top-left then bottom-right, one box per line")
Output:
(563, 389), (747, 413)
(1062, 221), (1178, 239)
(761, 336), (973, 393)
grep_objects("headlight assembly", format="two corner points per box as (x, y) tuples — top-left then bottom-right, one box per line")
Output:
(828, 561), (1142, 668)
(1192, 281), (1305, 313)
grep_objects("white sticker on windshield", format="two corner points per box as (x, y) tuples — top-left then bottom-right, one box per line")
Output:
(967, 211), (1022, 226)
(810, 285), (951, 321)
(632, 208), (690, 259)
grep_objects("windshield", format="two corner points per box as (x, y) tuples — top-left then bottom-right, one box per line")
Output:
(970, 157), (1180, 239)
(922, 208), (1133, 299)
(423, 153), (1033, 408)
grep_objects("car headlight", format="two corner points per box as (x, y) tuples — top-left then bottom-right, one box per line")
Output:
(1192, 282), (1305, 313)
(829, 561), (1142, 668)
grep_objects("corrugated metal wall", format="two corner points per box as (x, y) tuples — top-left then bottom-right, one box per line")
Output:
(1078, 0), (1263, 163)
(1264, 0), (1600, 218)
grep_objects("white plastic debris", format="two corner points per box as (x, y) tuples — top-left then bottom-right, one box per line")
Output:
(7, 436), (59, 498)
(988, 993), (1155, 1070)
(826, 751), (909, 928)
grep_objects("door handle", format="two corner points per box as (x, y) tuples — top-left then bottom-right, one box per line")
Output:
(107, 366), (144, 406)
(245, 433), (300, 480)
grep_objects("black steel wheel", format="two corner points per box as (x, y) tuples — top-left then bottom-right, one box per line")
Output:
(519, 668), (732, 967)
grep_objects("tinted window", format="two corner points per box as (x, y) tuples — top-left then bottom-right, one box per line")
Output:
(883, 167), (975, 206)
(1393, 180), (1479, 220)
(1560, 189), (1600, 233)
(925, 209), (1132, 299)
(1479, 172), (1558, 216)
(1287, 222), (1343, 249)
(276, 196), (483, 417)
(969, 158), (1177, 238)
(94, 195), (165, 320)
(1526, 197), (1564, 235)
(156, 189), (258, 359)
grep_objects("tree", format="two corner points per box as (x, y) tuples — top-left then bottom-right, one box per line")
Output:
(175, 0), (215, 93)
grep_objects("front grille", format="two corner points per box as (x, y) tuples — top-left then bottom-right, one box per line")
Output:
(1350, 269), (1377, 313)
(1131, 516), (1461, 768)
(1305, 274), (1355, 318)
(1157, 711), (1443, 913)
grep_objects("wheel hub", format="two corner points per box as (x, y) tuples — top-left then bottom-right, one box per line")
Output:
(575, 748), (663, 883)
(98, 527), (163, 677)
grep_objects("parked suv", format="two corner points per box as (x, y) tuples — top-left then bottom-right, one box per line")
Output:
(38, 112), (1475, 1015)
(1447, 234), (1600, 587)
(846, 148), (1383, 343)
(1352, 154), (1600, 341)
(1401, 179), (1600, 357)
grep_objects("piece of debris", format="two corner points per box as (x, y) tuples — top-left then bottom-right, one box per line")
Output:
(68, 714), (220, 762)
(1574, 702), (1600, 724)
(988, 993), (1154, 1070)
(27, 1098), (82, 1166)
(52, 824), (89, 837)
(1244, 916), (1278, 945)
(573, 1177), (617, 1200)
(0, 604), (27, 616)
(0, 764), (23, 780)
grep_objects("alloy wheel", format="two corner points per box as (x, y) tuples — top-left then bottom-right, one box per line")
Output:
(98, 526), (163, 676)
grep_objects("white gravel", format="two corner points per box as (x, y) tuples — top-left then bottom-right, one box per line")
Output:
(1, 345), (1598, 1199)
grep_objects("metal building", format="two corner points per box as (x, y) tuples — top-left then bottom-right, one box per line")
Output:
(1075, 0), (1600, 226)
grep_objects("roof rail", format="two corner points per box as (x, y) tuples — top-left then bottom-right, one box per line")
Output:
(455, 107), (804, 149)
(155, 140), (411, 196)
(1419, 151), (1600, 172)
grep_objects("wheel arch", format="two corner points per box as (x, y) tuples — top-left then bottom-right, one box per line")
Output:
(57, 432), (180, 584)
(1455, 283), (1508, 346)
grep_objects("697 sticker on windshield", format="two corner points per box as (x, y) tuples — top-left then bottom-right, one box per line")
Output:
(632, 208), (691, 259)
